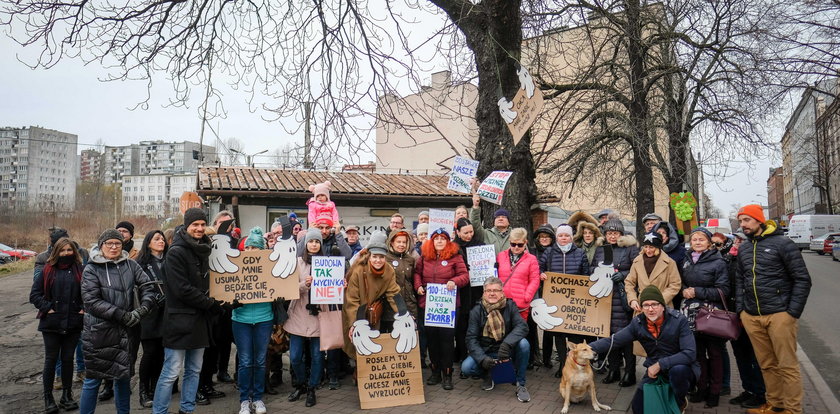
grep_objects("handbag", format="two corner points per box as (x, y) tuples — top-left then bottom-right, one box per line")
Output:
(360, 268), (385, 328)
(642, 377), (682, 414)
(318, 309), (345, 351)
(694, 288), (741, 341)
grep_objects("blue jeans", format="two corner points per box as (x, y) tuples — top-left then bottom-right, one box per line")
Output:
(460, 338), (530, 386)
(290, 334), (323, 388)
(232, 320), (272, 402)
(152, 348), (204, 414)
(79, 377), (130, 414)
(631, 364), (695, 414)
(56, 340), (85, 375)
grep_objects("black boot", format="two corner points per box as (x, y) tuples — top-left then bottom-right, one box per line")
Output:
(689, 387), (708, 403)
(137, 381), (151, 409)
(288, 385), (307, 402)
(426, 367), (442, 386)
(441, 369), (453, 390)
(58, 388), (79, 411)
(98, 380), (114, 401)
(602, 369), (620, 384)
(305, 388), (317, 407)
(44, 393), (59, 414)
(194, 389), (210, 406)
(618, 370), (636, 387)
(200, 384), (225, 399)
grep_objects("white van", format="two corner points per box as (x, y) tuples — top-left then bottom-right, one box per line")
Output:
(703, 218), (732, 235)
(787, 215), (840, 249)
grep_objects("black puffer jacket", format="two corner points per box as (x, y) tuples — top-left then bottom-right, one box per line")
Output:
(591, 235), (639, 333)
(30, 264), (84, 334)
(736, 222), (812, 318)
(138, 254), (166, 340)
(682, 249), (729, 308)
(466, 299), (528, 362)
(539, 243), (590, 276)
(162, 227), (215, 350)
(81, 248), (154, 380)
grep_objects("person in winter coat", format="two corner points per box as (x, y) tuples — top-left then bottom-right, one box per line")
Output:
(538, 224), (590, 378)
(531, 223), (554, 259)
(453, 218), (484, 366)
(414, 228), (470, 390)
(496, 228), (540, 322)
(469, 194), (511, 254)
(655, 221), (687, 273)
(30, 237), (86, 414)
(345, 225), (363, 257)
(641, 213), (662, 233)
(528, 223), (554, 367)
(385, 229), (419, 325)
(306, 180), (340, 230)
(736, 205), (811, 414)
(625, 232), (682, 311)
(134, 230), (169, 409)
(79, 229), (155, 414)
(680, 228), (729, 408)
(589, 285), (699, 414)
(153, 209), (226, 414)
(591, 218), (639, 387)
(414, 223), (429, 256)
(568, 211), (603, 264)
(297, 216), (352, 260)
(461, 277), (531, 403)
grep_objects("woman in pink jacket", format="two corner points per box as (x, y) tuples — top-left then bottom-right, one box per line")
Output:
(496, 228), (541, 321)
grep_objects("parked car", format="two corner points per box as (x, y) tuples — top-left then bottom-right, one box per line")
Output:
(0, 251), (11, 265)
(832, 242), (840, 261)
(824, 235), (840, 255)
(789, 215), (840, 249)
(0, 243), (36, 261)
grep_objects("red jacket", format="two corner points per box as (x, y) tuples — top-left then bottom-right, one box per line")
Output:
(413, 254), (469, 308)
(496, 249), (540, 317)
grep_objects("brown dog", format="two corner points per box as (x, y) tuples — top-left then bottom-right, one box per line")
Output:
(559, 339), (611, 414)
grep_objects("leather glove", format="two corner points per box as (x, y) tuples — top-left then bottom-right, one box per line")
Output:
(136, 305), (151, 318)
(497, 342), (512, 361)
(231, 299), (244, 309)
(209, 300), (226, 317)
(480, 357), (496, 370)
(610, 272), (624, 283)
(121, 310), (141, 327)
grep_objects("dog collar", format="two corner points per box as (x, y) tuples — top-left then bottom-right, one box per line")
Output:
(573, 359), (588, 367)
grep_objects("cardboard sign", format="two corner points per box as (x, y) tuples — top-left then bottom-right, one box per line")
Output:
(476, 171), (513, 205)
(357, 335), (425, 409)
(466, 244), (496, 287)
(209, 249), (300, 304)
(447, 156), (480, 194)
(179, 191), (203, 215)
(311, 256), (346, 305)
(428, 209), (455, 236)
(504, 66), (544, 146)
(424, 283), (457, 328)
(541, 272), (612, 337)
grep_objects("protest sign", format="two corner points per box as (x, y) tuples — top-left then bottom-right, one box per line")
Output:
(357, 335), (425, 409)
(447, 156), (479, 194)
(499, 66), (544, 146)
(466, 244), (496, 287)
(424, 283), (457, 328)
(541, 272), (612, 337)
(428, 209), (455, 235)
(209, 249), (300, 304)
(311, 256), (346, 305)
(476, 171), (513, 205)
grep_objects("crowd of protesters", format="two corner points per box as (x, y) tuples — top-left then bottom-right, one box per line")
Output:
(29, 176), (812, 414)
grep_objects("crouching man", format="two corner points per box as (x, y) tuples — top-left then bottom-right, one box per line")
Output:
(461, 276), (531, 402)
(589, 285), (699, 414)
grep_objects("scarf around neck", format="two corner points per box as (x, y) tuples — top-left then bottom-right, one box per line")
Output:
(482, 295), (508, 341)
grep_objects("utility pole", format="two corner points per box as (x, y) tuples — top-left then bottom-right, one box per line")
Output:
(198, 50), (214, 165)
(304, 101), (313, 169)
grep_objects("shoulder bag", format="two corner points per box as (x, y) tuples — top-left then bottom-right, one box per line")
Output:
(694, 288), (741, 341)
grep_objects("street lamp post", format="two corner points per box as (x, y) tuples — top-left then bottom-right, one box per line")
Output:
(230, 149), (268, 167)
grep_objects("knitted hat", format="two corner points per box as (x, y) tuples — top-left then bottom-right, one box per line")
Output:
(419, 210), (429, 219)
(366, 231), (388, 255)
(639, 285), (666, 307)
(641, 232), (663, 249)
(596, 209), (613, 219)
(533, 223), (555, 239)
(690, 227), (713, 242)
(244, 227), (266, 249)
(555, 224), (573, 236)
(308, 180), (332, 200)
(304, 227), (323, 245)
(430, 227), (450, 240)
(737, 204), (766, 223)
(493, 208), (510, 219)
(416, 223), (429, 235)
(115, 221), (135, 237)
(288, 212), (298, 220)
(98, 229), (124, 248)
(733, 231), (747, 240)
(49, 228), (69, 246)
(184, 208), (208, 227)
(314, 211), (334, 227)
(603, 218), (625, 235)
(642, 213), (663, 224)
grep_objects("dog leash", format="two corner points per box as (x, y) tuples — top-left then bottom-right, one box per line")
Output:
(591, 334), (615, 371)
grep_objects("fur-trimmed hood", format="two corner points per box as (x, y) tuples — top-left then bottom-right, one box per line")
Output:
(568, 211), (603, 241)
(597, 234), (638, 248)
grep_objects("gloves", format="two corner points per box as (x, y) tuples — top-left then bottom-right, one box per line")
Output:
(209, 300), (226, 317)
(231, 299), (244, 309)
(135, 305), (151, 318)
(121, 310), (141, 327)
(481, 357), (496, 370)
(497, 342), (512, 361)
(610, 272), (624, 283)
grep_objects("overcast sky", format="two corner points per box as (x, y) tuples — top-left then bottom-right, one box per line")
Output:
(0, 26), (783, 217)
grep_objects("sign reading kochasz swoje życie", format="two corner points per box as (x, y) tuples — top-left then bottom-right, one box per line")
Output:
(541, 272), (612, 337)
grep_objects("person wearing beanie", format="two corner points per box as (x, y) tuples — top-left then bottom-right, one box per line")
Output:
(469, 194), (511, 254)
(736, 206), (811, 414)
(115, 221), (138, 260)
(537, 222), (590, 377)
(625, 231), (681, 314)
(415, 222), (430, 256)
(307, 180), (340, 231)
(588, 284), (699, 413)
(244, 227), (266, 250)
(78, 229), (156, 414)
(414, 228), (469, 390)
(153, 207), (225, 414)
(418, 211), (430, 224)
(297, 212), (352, 261)
(591, 215), (639, 387)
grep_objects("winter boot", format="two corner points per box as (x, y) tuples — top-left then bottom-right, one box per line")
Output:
(288, 384), (307, 402)
(305, 388), (317, 407)
(619, 370), (636, 387)
(601, 369), (620, 384)
(58, 388), (79, 411)
(426, 365), (442, 386)
(442, 368), (454, 390)
(44, 393), (59, 414)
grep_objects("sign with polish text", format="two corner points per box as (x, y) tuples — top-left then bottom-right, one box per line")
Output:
(466, 245), (497, 287)
(311, 256), (346, 305)
(476, 171), (513, 205)
(423, 283), (457, 328)
(428, 209), (455, 236)
(447, 156), (480, 194)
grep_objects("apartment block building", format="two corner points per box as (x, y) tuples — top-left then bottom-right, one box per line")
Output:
(101, 140), (216, 183)
(122, 173), (196, 217)
(0, 126), (77, 210)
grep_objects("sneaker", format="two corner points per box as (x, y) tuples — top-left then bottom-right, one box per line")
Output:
(238, 400), (251, 414)
(516, 385), (531, 402)
(481, 376), (494, 391)
(729, 391), (754, 405)
(253, 400), (267, 414)
(741, 395), (769, 409)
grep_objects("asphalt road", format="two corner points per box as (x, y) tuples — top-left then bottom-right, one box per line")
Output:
(798, 251), (840, 401)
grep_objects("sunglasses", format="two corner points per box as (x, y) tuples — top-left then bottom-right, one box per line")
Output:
(713, 242), (723, 247)
(510, 242), (525, 247)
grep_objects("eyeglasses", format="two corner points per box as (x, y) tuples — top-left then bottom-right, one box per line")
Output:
(510, 242), (525, 248)
(102, 241), (122, 248)
(484, 289), (503, 293)
(713, 242), (723, 247)
(642, 303), (662, 310)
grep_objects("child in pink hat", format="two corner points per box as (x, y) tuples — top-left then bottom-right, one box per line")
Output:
(307, 180), (340, 228)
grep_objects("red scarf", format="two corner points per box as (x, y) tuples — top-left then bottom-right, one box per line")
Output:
(646, 316), (664, 338)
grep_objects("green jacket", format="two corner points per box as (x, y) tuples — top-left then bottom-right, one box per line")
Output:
(469, 208), (511, 254)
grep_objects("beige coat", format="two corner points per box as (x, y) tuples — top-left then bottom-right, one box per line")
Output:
(625, 252), (682, 309)
(342, 261), (400, 358)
